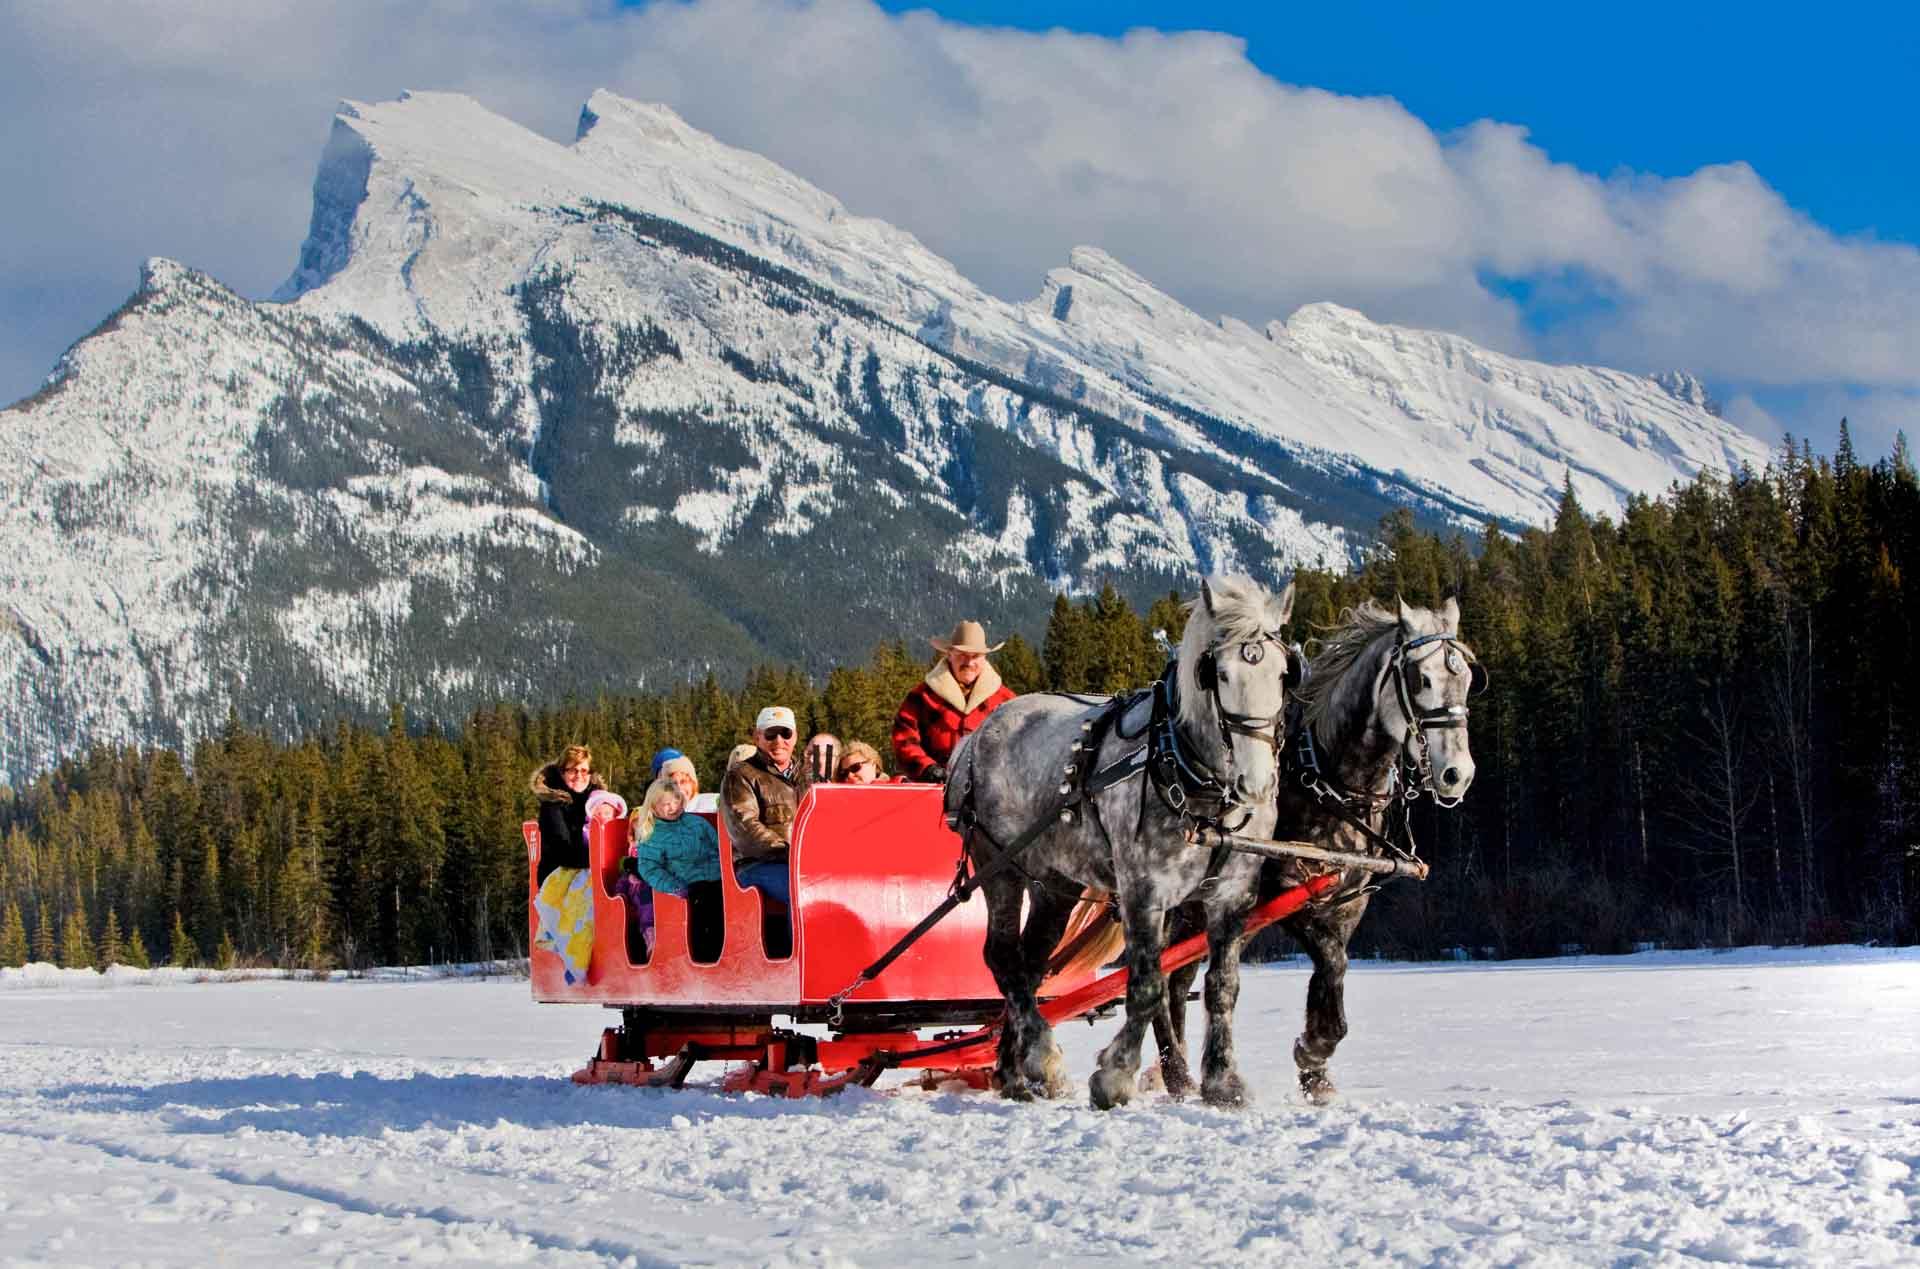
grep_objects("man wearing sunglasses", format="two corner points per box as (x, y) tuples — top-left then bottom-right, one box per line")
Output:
(721, 705), (809, 909)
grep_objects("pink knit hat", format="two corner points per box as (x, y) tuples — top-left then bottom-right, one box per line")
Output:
(585, 789), (628, 820)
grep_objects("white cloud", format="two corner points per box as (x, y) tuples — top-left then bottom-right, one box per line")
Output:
(3, 0), (1916, 448)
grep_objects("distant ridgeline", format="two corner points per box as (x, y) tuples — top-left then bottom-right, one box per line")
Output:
(2, 439), (1916, 974)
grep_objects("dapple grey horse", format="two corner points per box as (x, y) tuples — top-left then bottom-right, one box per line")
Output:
(1158, 597), (1481, 1104)
(944, 576), (1296, 1108)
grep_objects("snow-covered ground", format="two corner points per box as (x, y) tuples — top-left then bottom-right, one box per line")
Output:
(2, 947), (1916, 1266)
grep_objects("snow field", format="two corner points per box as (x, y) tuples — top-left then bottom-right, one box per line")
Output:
(1, 949), (1916, 1265)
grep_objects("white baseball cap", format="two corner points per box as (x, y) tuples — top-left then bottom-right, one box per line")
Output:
(755, 705), (796, 733)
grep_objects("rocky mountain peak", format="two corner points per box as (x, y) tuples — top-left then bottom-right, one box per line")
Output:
(0, 88), (1774, 784)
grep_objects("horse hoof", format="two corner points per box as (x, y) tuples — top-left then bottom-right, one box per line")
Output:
(1202, 1072), (1250, 1108)
(1089, 1067), (1134, 1110)
(995, 1076), (1036, 1103)
(1143, 1059), (1194, 1101)
(1034, 1038), (1071, 1100)
(1298, 1067), (1338, 1106)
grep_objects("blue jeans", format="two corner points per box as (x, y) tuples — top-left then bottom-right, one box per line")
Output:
(736, 859), (791, 908)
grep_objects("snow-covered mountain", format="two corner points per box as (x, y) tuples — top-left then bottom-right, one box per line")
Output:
(0, 90), (1768, 783)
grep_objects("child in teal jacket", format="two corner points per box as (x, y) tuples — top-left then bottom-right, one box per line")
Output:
(631, 776), (722, 896)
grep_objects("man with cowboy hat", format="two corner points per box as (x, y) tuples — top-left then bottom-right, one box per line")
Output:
(891, 619), (1018, 783)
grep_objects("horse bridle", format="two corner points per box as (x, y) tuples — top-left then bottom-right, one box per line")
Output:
(1383, 631), (1485, 809)
(1184, 630), (1301, 804)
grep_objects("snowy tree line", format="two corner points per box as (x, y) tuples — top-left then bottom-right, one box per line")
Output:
(1, 428), (1915, 970)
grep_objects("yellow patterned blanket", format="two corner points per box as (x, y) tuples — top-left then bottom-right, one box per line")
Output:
(534, 866), (594, 984)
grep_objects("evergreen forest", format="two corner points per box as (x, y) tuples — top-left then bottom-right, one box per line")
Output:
(2, 428), (1915, 972)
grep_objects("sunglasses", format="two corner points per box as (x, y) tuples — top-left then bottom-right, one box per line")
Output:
(842, 760), (872, 776)
(562, 766), (591, 777)
(763, 727), (794, 740)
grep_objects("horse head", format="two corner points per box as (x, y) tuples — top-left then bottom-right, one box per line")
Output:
(1178, 575), (1298, 805)
(1390, 596), (1483, 805)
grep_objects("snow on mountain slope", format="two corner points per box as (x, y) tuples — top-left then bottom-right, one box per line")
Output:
(0, 260), (597, 779)
(0, 89), (1772, 782)
(281, 90), (1768, 527)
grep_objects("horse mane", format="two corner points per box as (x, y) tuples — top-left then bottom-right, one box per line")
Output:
(1176, 575), (1291, 736)
(1293, 598), (1400, 734)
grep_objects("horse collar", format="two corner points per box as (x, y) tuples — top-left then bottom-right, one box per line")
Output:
(1150, 672), (1233, 816)
(1286, 710), (1396, 812)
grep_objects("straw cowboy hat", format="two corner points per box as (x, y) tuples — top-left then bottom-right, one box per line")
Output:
(930, 620), (1005, 655)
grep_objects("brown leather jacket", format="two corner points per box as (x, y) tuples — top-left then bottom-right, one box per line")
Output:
(721, 751), (812, 865)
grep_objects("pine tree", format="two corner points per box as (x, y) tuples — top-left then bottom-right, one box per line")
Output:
(60, 904), (93, 970)
(32, 908), (55, 964)
(0, 901), (27, 967)
(168, 910), (197, 967)
(1144, 590), (1189, 655)
(193, 840), (223, 955)
(1042, 594), (1095, 691)
(995, 633), (1047, 696)
(216, 929), (237, 970)
(1087, 584), (1154, 693)
(96, 909), (123, 968)
(124, 928), (152, 970)
(281, 791), (333, 972)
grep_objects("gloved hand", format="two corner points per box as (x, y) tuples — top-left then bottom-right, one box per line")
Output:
(923, 763), (948, 783)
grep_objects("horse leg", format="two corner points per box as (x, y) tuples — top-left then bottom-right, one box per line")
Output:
(1146, 908), (1201, 1100)
(1145, 998), (1191, 1100)
(1015, 885), (1079, 1099)
(1290, 899), (1367, 1106)
(980, 874), (1040, 1100)
(1089, 894), (1167, 1110)
(1198, 895), (1258, 1107)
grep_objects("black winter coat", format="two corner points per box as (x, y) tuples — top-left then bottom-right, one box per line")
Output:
(531, 763), (605, 883)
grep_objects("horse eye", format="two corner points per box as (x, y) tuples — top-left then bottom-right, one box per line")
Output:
(1420, 673), (1433, 691)
(1241, 643), (1265, 665)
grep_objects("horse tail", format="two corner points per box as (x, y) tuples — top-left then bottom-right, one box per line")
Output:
(1044, 889), (1125, 982)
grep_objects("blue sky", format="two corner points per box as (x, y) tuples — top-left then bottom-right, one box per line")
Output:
(879, 3), (1919, 248)
(4, 1), (1916, 457)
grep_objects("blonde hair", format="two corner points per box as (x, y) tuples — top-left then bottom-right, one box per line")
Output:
(628, 777), (686, 845)
(559, 744), (592, 772)
(726, 743), (758, 770)
(836, 740), (885, 781)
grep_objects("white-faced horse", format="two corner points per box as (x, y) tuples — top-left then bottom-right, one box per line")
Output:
(944, 576), (1298, 1107)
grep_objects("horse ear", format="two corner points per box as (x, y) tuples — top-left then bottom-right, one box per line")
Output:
(1396, 595), (1416, 632)
(1276, 580), (1295, 628)
(1201, 578), (1217, 619)
(1441, 596), (1460, 634)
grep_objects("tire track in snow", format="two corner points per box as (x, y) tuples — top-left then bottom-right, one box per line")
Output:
(0, 1121), (683, 1267)
(0, 1128), (606, 1266)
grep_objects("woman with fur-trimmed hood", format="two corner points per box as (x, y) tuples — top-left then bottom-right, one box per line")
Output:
(530, 745), (607, 984)
(890, 620), (1017, 783)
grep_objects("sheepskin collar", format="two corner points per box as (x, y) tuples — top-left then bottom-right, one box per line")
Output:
(924, 659), (1004, 714)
